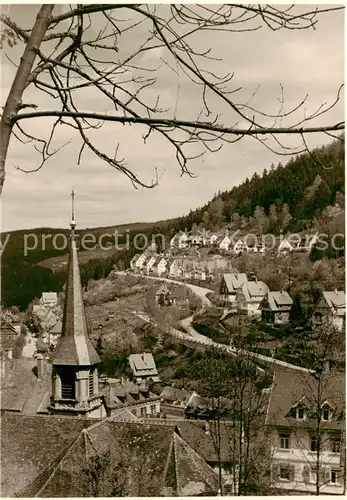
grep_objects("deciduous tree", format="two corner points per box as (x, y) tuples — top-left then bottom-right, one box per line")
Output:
(0, 4), (344, 196)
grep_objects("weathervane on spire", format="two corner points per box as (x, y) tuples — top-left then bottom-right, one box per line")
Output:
(70, 188), (76, 233)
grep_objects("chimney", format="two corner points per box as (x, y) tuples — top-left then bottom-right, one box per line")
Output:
(334, 288), (338, 294)
(37, 353), (45, 380)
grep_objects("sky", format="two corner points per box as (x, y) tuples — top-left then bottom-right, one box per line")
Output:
(0, 2), (344, 232)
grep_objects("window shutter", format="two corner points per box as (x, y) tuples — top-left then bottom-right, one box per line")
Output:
(302, 465), (310, 483)
(289, 464), (295, 482)
(324, 467), (331, 484)
(272, 464), (280, 481)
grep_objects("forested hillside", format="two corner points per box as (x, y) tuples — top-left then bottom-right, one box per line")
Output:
(168, 137), (344, 234)
(1, 137), (344, 310)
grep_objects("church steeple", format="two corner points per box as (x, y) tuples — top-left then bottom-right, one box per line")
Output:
(49, 191), (105, 418)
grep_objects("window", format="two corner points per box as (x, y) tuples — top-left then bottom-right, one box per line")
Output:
(331, 470), (340, 484)
(310, 436), (318, 452)
(89, 371), (94, 397)
(279, 466), (290, 480)
(60, 369), (75, 399)
(279, 433), (290, 449)
(297, 407), (305, 420)
(331, 436), (341, 453)
(322, 406), (330, 421)
(151, 404), (157, 415)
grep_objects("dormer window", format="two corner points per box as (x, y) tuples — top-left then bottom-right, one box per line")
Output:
(321, 402), (332, 421)
(297, 407), (305, 420)
(322, 407), (330, 421)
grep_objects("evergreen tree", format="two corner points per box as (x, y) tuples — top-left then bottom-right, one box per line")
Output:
(268, 203), (279, 233)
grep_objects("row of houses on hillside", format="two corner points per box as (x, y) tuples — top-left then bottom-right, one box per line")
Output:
(170, 229), (266, 254)
(130, 252), (232, 281)
(170, 229), (319, 255)
(219, 273), (345, 331)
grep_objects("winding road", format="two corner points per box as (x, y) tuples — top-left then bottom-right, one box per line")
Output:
(118, 271), (313, 374)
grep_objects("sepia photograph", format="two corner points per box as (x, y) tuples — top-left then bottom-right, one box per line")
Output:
(0, 1), (345, 497)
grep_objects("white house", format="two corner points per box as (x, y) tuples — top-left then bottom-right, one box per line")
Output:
(170, 231), (190, 249)
(278, 238), (294, 255)
(132, 252), (147, 271)
(128, 352), (160, 383)
(236, 279), (269, 317)
(262, 291), (293, 325)
(155, 256), (167, 276)
(143, 255), (156, 274)
(232, 239), (245, 254)
(266, 368), (345, 495)
(130, 254), (141, 271)
(219, 273), (248, 303)
(215, 234), (231, 251)
(209, 233), (219, 246)
(312, 290), (345, 332)
(168, 258), (179, 278)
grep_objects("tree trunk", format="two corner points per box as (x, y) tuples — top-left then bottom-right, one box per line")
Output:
(0, 4), (54, 197)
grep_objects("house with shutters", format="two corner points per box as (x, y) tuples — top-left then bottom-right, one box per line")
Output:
(219, 273), (247, 304)
(266, 367), (345, 495)
(262, 291), (293, 325)
(312, 290), (346, 332)
(236, 279), (269, 317)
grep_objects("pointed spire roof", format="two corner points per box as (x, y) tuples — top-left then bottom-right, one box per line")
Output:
(52, 198), (100, 367)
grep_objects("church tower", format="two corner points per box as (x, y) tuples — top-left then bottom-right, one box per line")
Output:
(49, 191), (106, 419)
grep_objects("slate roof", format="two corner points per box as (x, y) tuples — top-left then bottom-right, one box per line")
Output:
(221, 273), (247, 293)
(128, 352), (158, 377)
(215, 233), (230, 245)
(173, 419), (239, 463)
(265, 367), (345, 430)
(0, 358), (51, 415)
(265, 291), (293, 311)
(160, 386), (192, 405)
(1, 414), (220, 497)
(52, 233), (100, 367)
(240, 280), (269, 302)
(322, 291), (345, 316)
(101, 379), (159, 409)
